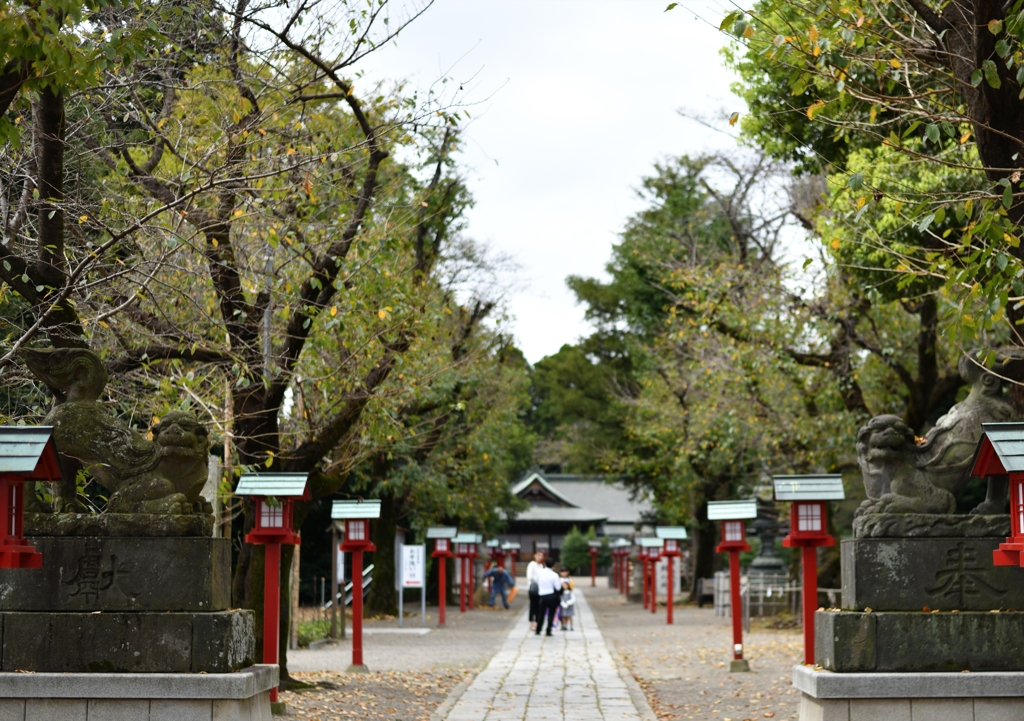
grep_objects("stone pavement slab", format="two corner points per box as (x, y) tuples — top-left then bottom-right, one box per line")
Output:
(442, 589), (647, 721)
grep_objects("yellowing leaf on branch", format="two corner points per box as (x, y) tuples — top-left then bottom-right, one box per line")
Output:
(889, 58), (902, 69)
(808, 25), (819, 42)
(807, 100), (826, 119)
(960, 129), (972, 144)
(831, 238), (841, 249)
(330, 306), (338, 317)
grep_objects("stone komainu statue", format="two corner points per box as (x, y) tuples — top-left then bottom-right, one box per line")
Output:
(856, 353), (1016, 518)
(21, 347), (212, 515)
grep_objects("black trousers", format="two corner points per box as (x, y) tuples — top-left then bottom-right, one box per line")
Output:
(528, 588), (540, 623)
(536, 593), (560, 634)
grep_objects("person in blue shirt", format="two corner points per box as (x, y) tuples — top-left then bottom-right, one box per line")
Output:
(484, 564), (516, 609)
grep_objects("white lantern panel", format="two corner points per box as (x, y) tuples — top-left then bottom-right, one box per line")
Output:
(347, 519), (367, 540)
(260, 500), (284, 528)
(797, 503), (823, 532)
(724, 520), (743, 542)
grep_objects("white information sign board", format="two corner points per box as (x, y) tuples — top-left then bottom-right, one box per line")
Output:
(396, 544), (428, 628)
(401, 545), (425, 588)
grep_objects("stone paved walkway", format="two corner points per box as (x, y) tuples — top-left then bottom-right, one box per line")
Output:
(442, 589), (645, 721)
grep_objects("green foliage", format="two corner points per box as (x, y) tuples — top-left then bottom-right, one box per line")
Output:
(560, 525), (595, 571)
(722, 0), (1024, 344)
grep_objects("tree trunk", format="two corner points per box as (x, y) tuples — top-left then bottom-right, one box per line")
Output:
(906, 296), (939, 433)
(366, 494), (400, 616)
(688, 500), (717, 602)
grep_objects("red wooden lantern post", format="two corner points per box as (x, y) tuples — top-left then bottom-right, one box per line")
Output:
(485, 539), (504, 597)
(503, 541), (521, 577)
(709, 500), (757, 673)
(488, 539), (507, 569)
(0, 427), (59, 569)
(656, 527), (688, 626)
(427, 527), (457, 627)
(587, 540), (601, 587)
(640, 539), (662, 614)
(609, 545), (618, 590)
(332, 500), (381, 671)
(612, 539), (631, 594)
(453, 533), (481, 612)
(970, 424), (1024, 567)
(774, 475), (845, 666)
(638, 544), (649, 608)
(238, 473), (309, 707)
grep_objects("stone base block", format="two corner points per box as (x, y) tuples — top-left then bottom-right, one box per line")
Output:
(795, 665), (1024, 721)
(816, 610), (1024, 672)
(0, 664), (276, 721)
(840, 537), (1024, 612)
(0, 610), (254, 673)
(0, 537), (231, 612)
(24, 513), (213, 538)
(852, 513), (1009, 539)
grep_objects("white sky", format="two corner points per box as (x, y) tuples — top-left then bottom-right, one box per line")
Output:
(368, 0), (740, 363)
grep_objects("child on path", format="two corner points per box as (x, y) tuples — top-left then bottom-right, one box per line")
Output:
(559, 581), (576, 631)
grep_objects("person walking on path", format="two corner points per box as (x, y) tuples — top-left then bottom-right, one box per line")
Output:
(484, 564), (515, 609)
(535, 557), (562, 636)
(526, 551), (544, 631)
(559, 581), (576, 631)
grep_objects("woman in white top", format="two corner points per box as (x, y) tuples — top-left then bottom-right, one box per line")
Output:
(526, 551), (544, 631)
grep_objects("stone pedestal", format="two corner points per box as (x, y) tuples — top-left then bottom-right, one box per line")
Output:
(0, 537), (254, 673)
(840, 537), (1024, 612)
(0, 536), (231, 611)
(816, 609), (1024, 672)
(801, 531), (1024, 719)
(794, 664), (1024, 721)
(0, 664), (276, 721)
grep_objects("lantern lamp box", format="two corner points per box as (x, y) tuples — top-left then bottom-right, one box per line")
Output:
(0, 426), (59, 569)
(486, 538), (500, 548)
(332, 500), (381, 552)
(452, 533), (480, 557)
(238, 473), (308, 546)
(773, 474), (844, 548)
(971, 423), (1024, 566)
(709, 500), (756, 553)
(639, 537), (663, 547)
(427, 527), (457, 556)
(655, 526), (689, 539)
(501, 541), (520, 551)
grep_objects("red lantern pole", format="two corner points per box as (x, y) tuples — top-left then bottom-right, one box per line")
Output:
(459, 555), (467, 613)
(802, 545), (818, 665)
(263, 542), (281, 703)
(438, 555), (447, 626)
(590, 549), (597, 587)
(641, 553), (648, 608)
(729, 549), (743, 662)
(618, 553), (626, 598)
(468, 552), (476, 610)
(511, 553), (517, 577)
(666, 554), (674, 625)
(651, 555), (658, 614)
(351, 548), (365, 667)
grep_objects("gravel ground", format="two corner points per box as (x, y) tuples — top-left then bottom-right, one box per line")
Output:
(283, 669), (471, 720)
(278, 588), (528, 718)
(588, 585), (803, 721)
